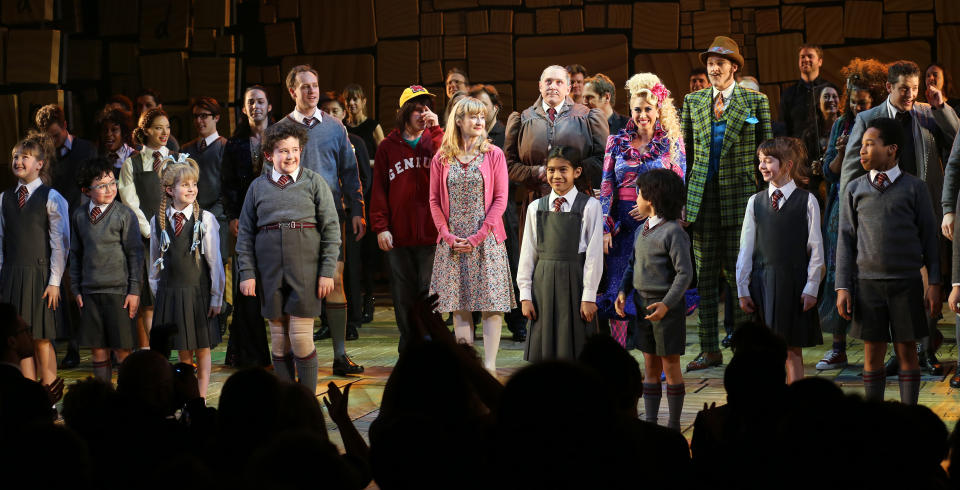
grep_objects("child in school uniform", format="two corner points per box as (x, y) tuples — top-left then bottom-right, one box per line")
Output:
(615, 169), (693, 430)
(70, 157), (144, 383)
(1, 132), (69, 386)
(149, 157), (225, 398)
(236, 123), (342, 394)
(836, 118), (941, 405)
(119, 108), (175, 349)
(736, 137), (824, 384)
(517, 145), (603, 361)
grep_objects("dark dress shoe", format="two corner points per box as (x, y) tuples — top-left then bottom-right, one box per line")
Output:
(919, 351), (943, 375)
(950, 371), (960, 388)
(361, 296), (375, 324)
(314, 325), (331, 341)
(884, 355), (900, 376)
(721, 332), (734, 349)
(686, 351), (722, 372)
(59, 348), (80, 369)
(346, 324), (359, 341)
(333, 355), (364, 376)
(512, 326), (527, 343)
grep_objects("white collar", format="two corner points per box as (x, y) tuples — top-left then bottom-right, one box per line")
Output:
(647, 215), (663, 227)
(201, 132), (220, 147)
(869, 165), (901, 184)
(88, 200), (111, 213)
(167, 203), (194, 220)
(16, 177), (43, 196)
(885, 98), (911, 119)
(144, 145), (170, 160)
(712, 83), (736, 101)
(541, 100), (564, 114)
(272, 167), (301, 183)
(767, 179), (798, 200)
(290, 108), (321, 125)
(549, 187), (578, 204)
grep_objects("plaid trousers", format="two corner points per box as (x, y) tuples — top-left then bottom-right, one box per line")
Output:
(692, 180), (749, 353)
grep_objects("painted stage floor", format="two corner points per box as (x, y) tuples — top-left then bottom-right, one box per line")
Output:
(55, 304), (960, 450)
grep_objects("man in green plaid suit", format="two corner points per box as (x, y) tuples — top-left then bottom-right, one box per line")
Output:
(682, 36), (773, 370)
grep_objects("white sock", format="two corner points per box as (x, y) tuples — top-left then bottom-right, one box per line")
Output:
(481, 312), (502, 372)
(453, 311), (473, 345)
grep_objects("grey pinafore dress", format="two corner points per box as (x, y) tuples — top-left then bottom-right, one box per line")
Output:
(0, 185), (57, 338)
(749, 188), (822, 347)
(151, 213), (220, 350)
(525, 192), (597, 361)
(131, 152), (172, 307)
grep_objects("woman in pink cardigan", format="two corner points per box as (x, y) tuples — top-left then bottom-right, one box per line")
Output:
(429, 97), (516, 372)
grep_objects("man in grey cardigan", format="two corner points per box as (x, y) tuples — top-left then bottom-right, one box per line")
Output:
(839, 60), (958, 375)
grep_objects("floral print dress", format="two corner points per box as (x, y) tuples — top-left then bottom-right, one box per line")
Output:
(430, 154), (516, 313)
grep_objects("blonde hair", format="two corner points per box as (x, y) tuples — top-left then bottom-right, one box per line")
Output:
(12, 131), (55, 186)
(157, 158), (202, 265)
(625, 73), (681, 145)
(438, 97), (491, 164)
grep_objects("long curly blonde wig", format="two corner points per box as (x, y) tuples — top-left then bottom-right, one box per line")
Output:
(438, 97), (491, 164)
(625, 73), (681, 145)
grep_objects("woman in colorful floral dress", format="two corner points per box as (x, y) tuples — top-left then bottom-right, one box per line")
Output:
(597, 73), (686, 347)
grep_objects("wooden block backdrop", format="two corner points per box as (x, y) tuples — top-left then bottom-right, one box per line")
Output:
(7, 29), (60, 84)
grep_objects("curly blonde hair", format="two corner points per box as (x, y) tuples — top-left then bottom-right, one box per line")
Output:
(625, 73), (681, 144)
(438, 97), (491, 164)
(157, 158), (203, 266)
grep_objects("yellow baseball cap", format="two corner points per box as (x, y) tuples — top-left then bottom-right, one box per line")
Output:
(399, 85), (435, 107)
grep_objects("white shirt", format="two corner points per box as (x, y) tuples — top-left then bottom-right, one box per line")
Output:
(271, 167), (301, 183)
(885, 98), (909, 119)
(517, 188), (604, 303)
(108, 144), (136, 168)
(201, 131), (220, 148)
(148, 205), (226, 308)
(119, 145), (171, 238)
(0, 178), (70, 287)
(869, 165), (901, 186)
(736, 180), (825, 298)
(646, 215), (663, 228)
(289, 108), (322, 126)
(88, 200), (111, 216)
(541, 100), (565, 115)
(712, 82), (736, 103)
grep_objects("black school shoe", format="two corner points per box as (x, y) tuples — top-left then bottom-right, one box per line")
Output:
(333, 354), (364, 376)
(59, 347), (80, 369)
(346, 324), (359, 341)
(361, 296), (375, 324)
(721, 331), (734, 349)
(918, 350), (944, 376)
(314, 325), (331, 341)
(950, 371), (960, 389)
(511, 325), (527, 343)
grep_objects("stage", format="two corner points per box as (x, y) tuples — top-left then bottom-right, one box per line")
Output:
(54, 304), (960, 449)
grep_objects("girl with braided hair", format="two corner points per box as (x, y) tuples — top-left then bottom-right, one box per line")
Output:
(148, 157), (225, 397)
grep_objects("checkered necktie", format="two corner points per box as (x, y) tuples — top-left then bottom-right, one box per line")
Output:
(553, 196), (566, 212)
(875, 172), (888, 190)
(771, 189), (783, 211)
(174, 212), (185, 237)
(198, 138), (207, 152)
(152, 151), (163, 174)
(714, 94), (725, 119)
(90, 206), (101, 222)
(303, 117), (317, 128)
(277, 174), (292, 189)
(16, 185), (27, 209)
(547, 107), (556, 122)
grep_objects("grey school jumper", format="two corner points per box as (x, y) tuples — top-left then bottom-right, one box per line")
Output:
(69, 201), (144, 297)
(619, 219), (693, 309)
(837, 172), (940, 290)
(235, 167), (341, 319)
(272, 113), (364, 219)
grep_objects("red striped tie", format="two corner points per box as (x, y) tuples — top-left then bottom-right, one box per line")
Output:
(174, 212), (185, 237)
(90, 206), (101, 222)
(553, 196), (566, 212)
(277, 174), (291, 189)
(771, 189), (783, 211)
(16, 185), (27, 209)
(153, 151), (163, 174)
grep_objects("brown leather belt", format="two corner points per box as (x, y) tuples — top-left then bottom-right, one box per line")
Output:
(259, 221), (317, 231)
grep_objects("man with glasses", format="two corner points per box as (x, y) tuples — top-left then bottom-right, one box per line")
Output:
(182, 97), (230, 264)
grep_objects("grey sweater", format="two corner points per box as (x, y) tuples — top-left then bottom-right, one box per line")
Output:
(272, 114), (364, 219)
(235, 167), (341, 282)
(182, 136), (227, 210)
(69, 201), (144, 296)
(837, 172), (940, 289)
(618, 219), (693, 308)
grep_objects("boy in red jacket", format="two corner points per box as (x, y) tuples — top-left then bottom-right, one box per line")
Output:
(370, 86), (444, 351)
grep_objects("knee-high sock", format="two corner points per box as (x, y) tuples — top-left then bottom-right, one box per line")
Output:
(453, 311), (473, 345)
(610, 319), (628, 347)
(862, 369), (885, 402)
(295, 349), (319, 394)
(642, 382), (662, 424)
(269, 319), (295, 382)
(92, 359), (111, 383)
(666, 383), (685, 431)
(481, 313), (502, 371)
(326, 303), (347, 358)
(898, 369), (921, 405)
(271, 353), (295, 382)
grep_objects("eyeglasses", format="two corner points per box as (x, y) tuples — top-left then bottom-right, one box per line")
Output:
(90, 181), (118, 191)
(193, 112), (214, 120)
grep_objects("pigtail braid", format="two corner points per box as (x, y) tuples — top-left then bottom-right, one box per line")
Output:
(193, 201), (202, 265)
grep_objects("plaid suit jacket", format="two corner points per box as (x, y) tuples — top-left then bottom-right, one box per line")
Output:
(682, 85), (773, 228)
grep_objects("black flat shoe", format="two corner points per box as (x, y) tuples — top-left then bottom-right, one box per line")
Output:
(346, 324), (359, 341)
(884, 354), (900, 376)
(361, 296), (375, 324)
(919, 351), (944, 376)
(950, 371), (960, 389)
(721, 332), (734, 349)
(332, 355), (364, 376)
(512, 326), (527, 343)
(59, 348), (80, 369)
(314, 325), (331, 341)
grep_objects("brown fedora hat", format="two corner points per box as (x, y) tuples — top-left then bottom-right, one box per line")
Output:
(699, 36), (744, 68)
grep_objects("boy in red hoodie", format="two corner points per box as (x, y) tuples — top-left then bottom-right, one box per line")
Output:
(370, 86), (444, 352)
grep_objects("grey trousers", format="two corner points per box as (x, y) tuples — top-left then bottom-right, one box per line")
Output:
(387, 245), (436, 353)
